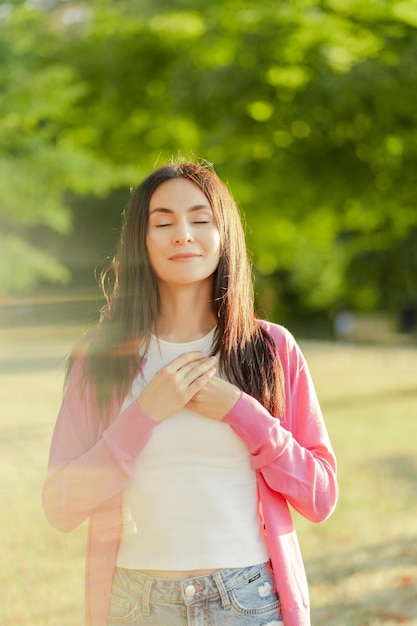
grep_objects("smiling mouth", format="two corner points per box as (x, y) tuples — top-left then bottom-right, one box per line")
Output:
(168, 253), (201, 261)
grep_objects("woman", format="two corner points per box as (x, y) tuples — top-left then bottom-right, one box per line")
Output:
(42, 161), (338, 626)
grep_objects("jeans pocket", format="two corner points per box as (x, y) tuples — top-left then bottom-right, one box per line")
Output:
(229, 565), (281, 617)
(107, 570), (142, 624)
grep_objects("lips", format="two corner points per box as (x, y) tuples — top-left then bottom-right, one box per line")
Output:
(168, 253), (202, 261)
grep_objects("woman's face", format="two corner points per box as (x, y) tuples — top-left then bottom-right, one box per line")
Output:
(146, 177), (221, 289)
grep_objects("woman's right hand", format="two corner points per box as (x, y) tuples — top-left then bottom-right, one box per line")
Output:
(136, 351), (217, 422)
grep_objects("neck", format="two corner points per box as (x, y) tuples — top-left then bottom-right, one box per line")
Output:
(154, 282), (217, 343)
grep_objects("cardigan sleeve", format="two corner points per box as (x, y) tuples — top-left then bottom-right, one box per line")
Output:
(222, 324), (338, 523)
(42, 357), (159, 533)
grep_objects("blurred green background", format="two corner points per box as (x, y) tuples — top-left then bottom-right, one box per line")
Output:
(1, 0), (417, 337)
(1, 4), (417, 624)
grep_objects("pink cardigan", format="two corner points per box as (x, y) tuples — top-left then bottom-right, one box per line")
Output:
(42, 321), (337, 626)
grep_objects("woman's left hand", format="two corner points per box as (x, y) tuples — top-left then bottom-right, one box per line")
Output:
(187, 375), (242, 421)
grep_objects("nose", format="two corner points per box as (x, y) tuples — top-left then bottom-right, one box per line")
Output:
(172, 220), (193, 245)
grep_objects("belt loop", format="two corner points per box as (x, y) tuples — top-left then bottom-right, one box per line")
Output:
(141, 576), (153, 616)
(212, 571), (231, 610)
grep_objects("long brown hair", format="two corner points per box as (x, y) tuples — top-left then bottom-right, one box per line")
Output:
(70, 161), (285, 423)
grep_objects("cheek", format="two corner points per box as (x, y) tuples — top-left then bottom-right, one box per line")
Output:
(146, 233), (164, 257)
(215, 242), (222, 266)
(145, 236), (160, 270)
(146, 233), (157, 249)
(210, 230), (221, 256)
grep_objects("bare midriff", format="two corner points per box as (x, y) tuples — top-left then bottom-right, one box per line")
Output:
(138, 568), (218, 580)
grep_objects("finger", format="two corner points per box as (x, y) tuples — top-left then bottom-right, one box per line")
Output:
(165, 351), (205, 373)
(168, 355), (215, 381)
(186, 366), (217, 398)
(183, 356), (217, 384)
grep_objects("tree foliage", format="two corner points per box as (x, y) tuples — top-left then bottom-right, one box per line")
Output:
(1, 0), (416, 320)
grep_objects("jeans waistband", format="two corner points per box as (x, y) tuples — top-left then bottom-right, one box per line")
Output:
(114, 562), (271, 615)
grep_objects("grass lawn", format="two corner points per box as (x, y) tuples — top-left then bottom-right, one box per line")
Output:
(1, 324), (416, 625)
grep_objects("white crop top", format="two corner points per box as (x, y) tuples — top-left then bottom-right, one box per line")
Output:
(116, 329), (269, 570)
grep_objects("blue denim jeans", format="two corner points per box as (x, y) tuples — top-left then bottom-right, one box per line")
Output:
(107, 562), (283, 625)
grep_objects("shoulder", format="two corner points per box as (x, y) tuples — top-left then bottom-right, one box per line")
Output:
(256, 319), (307, 377)
(64, 338), (90, 386)
(257, 319), (297, 351)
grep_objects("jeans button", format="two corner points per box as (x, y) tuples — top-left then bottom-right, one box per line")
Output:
(185, 584), (196, 597)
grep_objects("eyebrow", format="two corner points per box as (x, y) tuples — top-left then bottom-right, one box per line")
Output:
(148, 204), (212, 216)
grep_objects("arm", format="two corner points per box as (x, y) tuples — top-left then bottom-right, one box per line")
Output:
(42, 351), (217, 533)
(222, 327), (338, 523)
(42, 358), (159, 533)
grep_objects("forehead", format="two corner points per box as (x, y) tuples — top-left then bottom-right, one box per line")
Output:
(149, 177), (211, 212)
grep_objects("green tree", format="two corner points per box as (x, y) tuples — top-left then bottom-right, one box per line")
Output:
(0, 2), (135, 294)
(1, 0), (416, 321)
